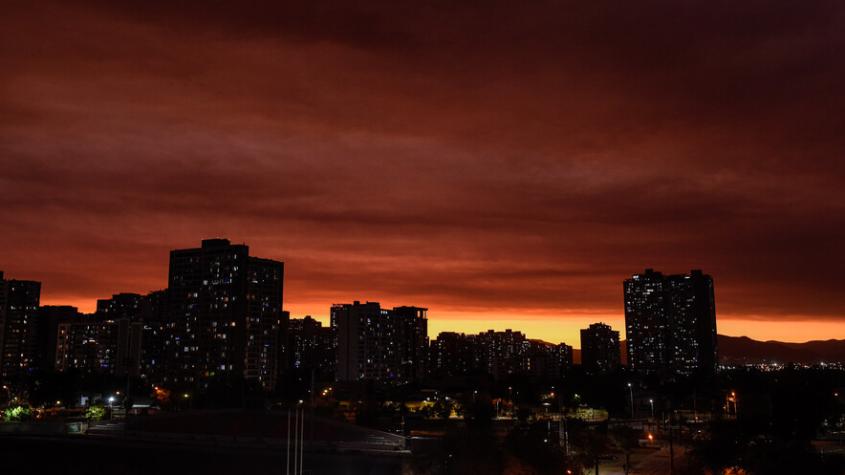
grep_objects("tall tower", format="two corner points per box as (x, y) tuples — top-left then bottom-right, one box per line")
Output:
(624, 269), (717, 376)
(166, 238), (284, 391)
(0, 275), (41, 381)
(579, 322), (620, 374)
(666, 270), (717, 375)
(624, 269), (669, 374)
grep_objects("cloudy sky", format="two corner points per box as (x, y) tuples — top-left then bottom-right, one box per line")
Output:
(2, 1), (844, 344)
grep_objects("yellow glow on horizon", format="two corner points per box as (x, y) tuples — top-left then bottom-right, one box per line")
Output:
(43, 297), (844, 347)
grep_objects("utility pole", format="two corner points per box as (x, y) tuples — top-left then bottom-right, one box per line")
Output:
(668, 411), (675, 475)
(293, 406), (299, 475)
(299, 406), (305, 475)
(286, 409), (291, 475)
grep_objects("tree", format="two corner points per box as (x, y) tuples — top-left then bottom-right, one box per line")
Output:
(86, 405), (106, 422)
(3, 405), (32, 422)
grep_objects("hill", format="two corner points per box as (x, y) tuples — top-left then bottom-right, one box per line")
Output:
(718, 334), (845, 364)
(570, 335), (845, 365)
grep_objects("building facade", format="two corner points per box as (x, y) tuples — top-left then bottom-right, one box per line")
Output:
(429, 332), (477, 378)
(580, 322), (620, 374)
(0, 274), (41, 381)
(287, 316), (335, 380)
(96, 293), (144, 377)
(526, 341), (573, 381)
(624, 269), (717, 376)
(332, 301), (428, 383)
(166, 238), (284, 391)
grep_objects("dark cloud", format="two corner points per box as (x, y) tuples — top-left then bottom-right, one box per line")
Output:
(2, 0), (844, 342)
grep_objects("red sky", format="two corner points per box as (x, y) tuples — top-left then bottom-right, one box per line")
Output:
(2, 1), (844, 346)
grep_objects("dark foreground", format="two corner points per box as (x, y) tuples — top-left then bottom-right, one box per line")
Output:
(0, 435), (408, 475)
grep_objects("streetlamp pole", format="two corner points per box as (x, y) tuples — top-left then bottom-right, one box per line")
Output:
(627, 383), (634, 418)
(649, 398), (654, 419)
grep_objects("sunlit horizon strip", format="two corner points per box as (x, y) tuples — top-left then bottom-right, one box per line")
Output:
(43, 296), (843, 347)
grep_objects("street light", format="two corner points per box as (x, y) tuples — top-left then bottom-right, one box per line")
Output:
(627, 383), (634, 418)
(649, 398), (655, 419)
(727, 391), (738, 417)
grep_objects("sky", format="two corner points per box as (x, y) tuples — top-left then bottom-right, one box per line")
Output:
(2, 1), (844, 346)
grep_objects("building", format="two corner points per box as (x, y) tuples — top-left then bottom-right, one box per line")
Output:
(429, 332), (477, 378)
(391, 306), (429, 382)
(476, 329), (528, 379)
(36, 305), (83, 372)
(0, 272), (5, 374)
(287, 316), (335, 380)
(624, 269), (717, 376)
(165, 238), (284, 391)
(667, 270), (717, 374)
(139, 289), (168, 384)
(52, 292), (164, 379)
(429, 330), (571, 381)
(526, 341), (574, 381)
(580, 322), (620, 374)
(55, 312), (100, 373)
(332, 301), (428, 383)
(0, 273), (41, 381)
(96, 293), (144, 377)
(244, 257), (285, 388)
(623, 269), (669, 374)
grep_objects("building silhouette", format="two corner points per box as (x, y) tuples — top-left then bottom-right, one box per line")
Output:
(52, 292), (166, 380)
(35, 305), (80, 372)
(0, 273), (41, 381)
(624, 269), (717, 376)
(55, 311), (104, 373)
(623, 269), (669, 373)
(287, 315), (335, 381)
(429, 330), (572, 381)
(165, 238), (284, 391)
(139, 289), (168, 385)
(97, 293), (144, 377)
(332, 301), (427, 383)
(429, 332), (477, 378)
(476, 329), (528, 379)
(526, 341), (574, 381)
(580, 322), (620, 374)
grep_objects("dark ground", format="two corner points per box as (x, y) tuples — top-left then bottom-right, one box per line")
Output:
(0, 435), (409, 475)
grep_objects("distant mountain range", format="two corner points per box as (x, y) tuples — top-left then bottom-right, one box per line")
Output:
(717, 335), (845, 365)
(570, 335), (845, 365)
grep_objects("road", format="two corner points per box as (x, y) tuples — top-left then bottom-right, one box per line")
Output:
(598, 445), (691, 475)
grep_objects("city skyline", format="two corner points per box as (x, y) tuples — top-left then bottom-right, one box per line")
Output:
(2, 237), (836, 348)
(4, 1), (845, 346)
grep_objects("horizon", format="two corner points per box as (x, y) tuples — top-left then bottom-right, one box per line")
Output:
(8, 236), (841, 347)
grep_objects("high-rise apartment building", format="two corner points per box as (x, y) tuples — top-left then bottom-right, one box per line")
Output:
(526, 341), (573, 381)
(139, 289), (168, 384)
(332, 301), (427, 383)
(0, 274), (41, 381)
(624, 269), (717, 376)
(476, 329), (528, 379)
(97, 293), (144, 377)
(623, 269), (669, 373)
(429, 332), (477, 378)
(580, 322), (620, 374)
(55, 314), (100, 373)
(166, 238), (284, 391)
(287, 316), (335, 380)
